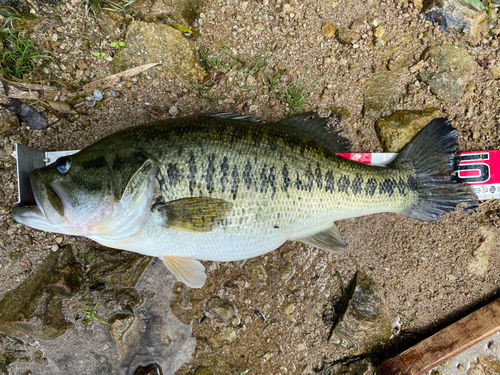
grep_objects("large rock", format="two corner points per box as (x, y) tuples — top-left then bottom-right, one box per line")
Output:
(375, 108), (444, 152)
(0, 245), (81, 340)
(423, 0), (487, 44)
(329, 272), (391, 356)
(362, 68), (408, 118)
(418, 45), (477, 102)
(111, 21), (205, 84)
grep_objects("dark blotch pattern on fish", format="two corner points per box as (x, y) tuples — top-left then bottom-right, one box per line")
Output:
(396, 177), (407, 194)
(315, 163), (323, 189)
(365, 178), (377, 196)
(282, 164), (291, 192)
(407, 176), (418, 191)
(351, 174), (363, 195)
(220, 156), (230, 193)
(243, 160), (253, 191)
(188, 151), (197, 196)
(206, 153), (216, 194)
(231, 164), (239, 200)
(295, 172), (303, 191)
(325, 170), (335, 193)
(305, 164), (314, 192)
(337, 175), (350, 193)
(379, 178), (395, 196)
(166, 163), (181, 188)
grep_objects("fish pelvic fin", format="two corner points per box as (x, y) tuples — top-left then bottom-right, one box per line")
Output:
(153, 197), (233, 232)
(294, 223), (347, 252)
(393, 117), (478, 222)
(161, 256), (207, 288)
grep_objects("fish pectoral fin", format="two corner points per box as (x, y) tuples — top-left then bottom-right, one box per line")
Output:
(154, 197), (233, 232)
(295, 223), (347, 252)
(161, 256), (207, 288)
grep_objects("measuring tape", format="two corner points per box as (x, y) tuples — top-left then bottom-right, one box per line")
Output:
(338, 151), (499, 201)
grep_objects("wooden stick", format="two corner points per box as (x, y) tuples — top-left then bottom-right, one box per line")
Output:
(378, 298), (500, 375)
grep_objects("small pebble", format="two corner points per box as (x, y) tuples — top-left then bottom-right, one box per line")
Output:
(169, 106), (179, 116)
(51, 245), (59, 252)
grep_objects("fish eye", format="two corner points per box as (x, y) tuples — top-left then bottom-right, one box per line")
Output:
(55, 157), (72, 174)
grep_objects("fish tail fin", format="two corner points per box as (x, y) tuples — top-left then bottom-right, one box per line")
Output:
(391, 117), (477, 222)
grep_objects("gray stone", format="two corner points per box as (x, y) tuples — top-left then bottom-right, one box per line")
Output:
(0, 333), (26, 372)
(418, 45), (477, 102)
(362, 68), (408, 118)
(336, 28), (361, 44)
(109, 313), (136, 346)
(0, 112), (19, 133)
(207, 298), (235, 324)
(329, 272), (391, 356)
(111, 21), (205, 84)
(0, 245), (81, 340)
(375, 108), (444, 152)
(423, 0), (487, 44)
(246, 260), (267, 281)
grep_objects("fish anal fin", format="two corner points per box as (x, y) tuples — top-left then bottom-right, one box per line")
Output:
(161, 256), (207, 288)
(295, 223), (347, 252)
(154, 197), (233, 232)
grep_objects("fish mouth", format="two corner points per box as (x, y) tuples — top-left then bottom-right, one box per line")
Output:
(28, 170), (73, 226)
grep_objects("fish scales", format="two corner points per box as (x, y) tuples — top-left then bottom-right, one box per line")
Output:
(106, 117), (419, 228)
(12, 114), (477, 287)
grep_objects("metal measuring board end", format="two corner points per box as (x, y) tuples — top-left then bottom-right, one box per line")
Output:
(13, 143), (79, 206)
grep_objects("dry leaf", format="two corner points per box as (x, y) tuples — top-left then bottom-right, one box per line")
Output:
(82, 63), (160, 92)
(47, 100), (78, 114)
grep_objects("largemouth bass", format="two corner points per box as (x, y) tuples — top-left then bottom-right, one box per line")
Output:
(12, 113), (477, 287)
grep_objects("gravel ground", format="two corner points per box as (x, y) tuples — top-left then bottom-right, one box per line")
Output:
(1, 0), (500, 373)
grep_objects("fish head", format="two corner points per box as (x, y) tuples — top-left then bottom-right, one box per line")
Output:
(12, 146), (158, 238)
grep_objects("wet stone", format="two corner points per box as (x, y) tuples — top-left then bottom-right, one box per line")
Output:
(329, 272), (391, 356)
(87, 247), (152, 288)
(207, 297), (235, 324)
(418, 45), (477, 102)
(109, 313), (136, 346)
(246, 260), (267, 281)
(375, 108), (444, 152)
(279, 261), (295, 281)
(0, 333), (26, 371)
(0, 245), (81, 340)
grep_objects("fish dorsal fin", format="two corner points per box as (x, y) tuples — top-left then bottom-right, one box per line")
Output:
(161, 256), (207, 288)
(278, 112), (350, 153)
(153, 197), (233, 232)
(295, 223), (347, 252)
(202, 112), (265, 123)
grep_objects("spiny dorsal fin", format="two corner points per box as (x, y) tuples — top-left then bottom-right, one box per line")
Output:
(153, 197), (233, 232)
(277, 112), (350, 154)
(294, 223), (347, 252)
(202, 112), (265, 123)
